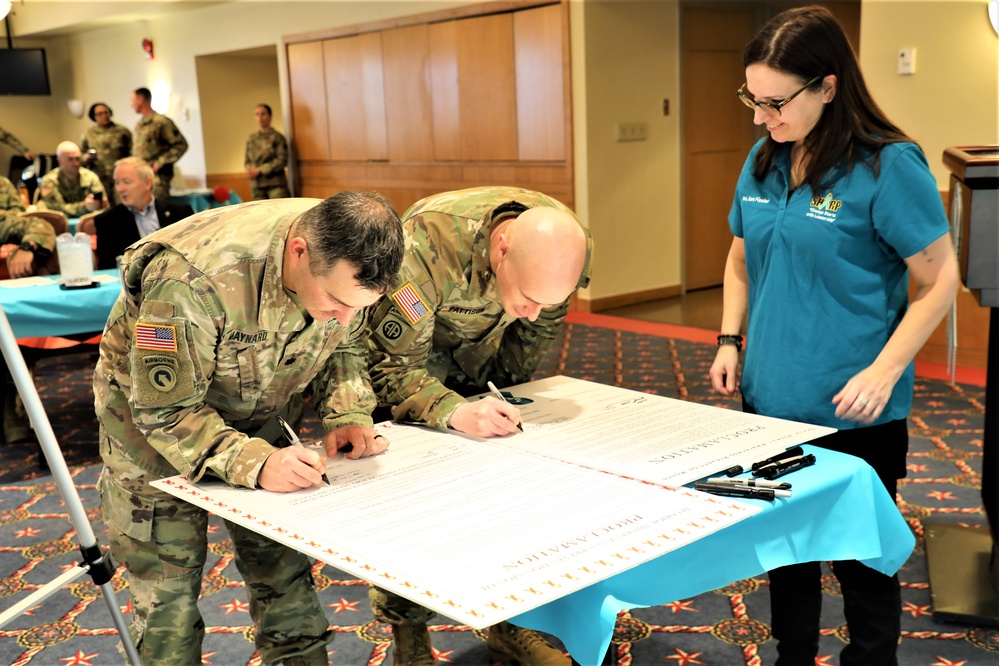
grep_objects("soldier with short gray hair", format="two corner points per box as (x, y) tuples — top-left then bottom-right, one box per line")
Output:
(36, 140), (107, 216)
(94, 192), (405, 665)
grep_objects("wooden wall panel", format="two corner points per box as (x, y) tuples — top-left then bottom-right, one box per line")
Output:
(323, 33), (388, 161)
(383, 25), (434, 162)
(287, 41), (329, 161)
(514, 4), (565, 161)
(456, 13), (518, 161)
(428, 21), (461, 161)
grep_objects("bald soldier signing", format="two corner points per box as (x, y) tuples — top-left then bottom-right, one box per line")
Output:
(366, 186), (591, 666)
(94, 194), (403, 665)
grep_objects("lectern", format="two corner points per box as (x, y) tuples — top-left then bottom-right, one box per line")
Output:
(925, 145), (999, 626)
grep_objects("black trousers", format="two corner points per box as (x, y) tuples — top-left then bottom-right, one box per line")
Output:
(744, 401), (907, 666)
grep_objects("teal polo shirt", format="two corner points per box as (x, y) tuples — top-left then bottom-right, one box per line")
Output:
(729, 140), (949, 428)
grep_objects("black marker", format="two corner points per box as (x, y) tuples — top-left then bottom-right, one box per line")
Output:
(759, 453), (816, 480)
(276, 416), (330, 486)
(694, 482), (776, 501)
(751, 446), (804, 471)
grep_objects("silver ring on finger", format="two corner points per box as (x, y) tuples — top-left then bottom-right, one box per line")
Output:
(857, 398), (868, 408)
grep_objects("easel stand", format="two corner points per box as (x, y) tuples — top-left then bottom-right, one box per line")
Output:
(0, 306), (140, 665)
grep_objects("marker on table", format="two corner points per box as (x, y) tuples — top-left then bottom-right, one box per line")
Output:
(751, 446), (804, 471)
(706, 477), (792, 491)
(758, 453), (817, 480)
(486, 381), (524, 432)
(694, 482), (777, 501)
(276, 415), (330, 486)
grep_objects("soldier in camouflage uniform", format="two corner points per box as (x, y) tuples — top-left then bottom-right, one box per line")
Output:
(245, 104), (290, 200)
(131, 87), (189, 200)
(81, 102), (132, 205)
(36, 141), (108, 217)
(0, 126), (34, 159)
(0, 175), (56, 277)
(94, 193), (404, 665)
(367, 186), (591, 666)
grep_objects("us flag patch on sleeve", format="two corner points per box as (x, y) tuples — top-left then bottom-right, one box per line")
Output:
(390, 282), (430, 325)
(135, 323), (178, 352)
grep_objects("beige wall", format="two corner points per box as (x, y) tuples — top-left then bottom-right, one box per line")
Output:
(570, 0), (681, 301)
(3, 0), (996, 304)
(860, 0), (999, 187)
(196, 53), (282, 176)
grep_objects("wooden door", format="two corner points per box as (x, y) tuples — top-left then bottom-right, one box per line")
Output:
(681, 8), (756, 291)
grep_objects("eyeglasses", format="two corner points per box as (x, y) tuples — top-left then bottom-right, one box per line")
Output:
(736, 75), (822, 117)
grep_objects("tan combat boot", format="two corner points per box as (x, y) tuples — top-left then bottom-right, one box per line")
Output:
(486, 621), (569, 665)
(390, 622), (435, 666)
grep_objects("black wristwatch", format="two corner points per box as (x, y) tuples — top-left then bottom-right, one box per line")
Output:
(17, 241), (37, 253)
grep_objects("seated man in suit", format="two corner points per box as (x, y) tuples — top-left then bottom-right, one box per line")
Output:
(92, 157), (193, 269)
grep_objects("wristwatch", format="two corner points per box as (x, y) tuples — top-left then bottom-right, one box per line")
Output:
(17, 241), (37, 254)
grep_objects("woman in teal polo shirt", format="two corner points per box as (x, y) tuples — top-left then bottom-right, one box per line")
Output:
(709, 6), (959, 666)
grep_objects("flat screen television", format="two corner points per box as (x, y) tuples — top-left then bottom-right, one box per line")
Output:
(0, 48), (51, 96)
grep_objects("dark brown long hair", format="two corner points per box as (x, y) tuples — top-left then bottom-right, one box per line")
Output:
(744, 5), (912, 194)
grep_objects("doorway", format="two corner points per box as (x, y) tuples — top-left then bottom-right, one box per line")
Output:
(195, 46), (283, 202)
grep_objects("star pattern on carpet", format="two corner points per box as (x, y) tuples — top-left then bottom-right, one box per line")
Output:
(0, 323), (993, 665)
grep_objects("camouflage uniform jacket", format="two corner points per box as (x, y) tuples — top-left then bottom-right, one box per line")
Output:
(368, 186), (592, 427)
(94, 199), (376, 488)
(132, 112), (188, 170)
(37, 167), (106, 217)
(0, 175), (25, 221)
(0, 126), (29, 155)
(81, 122), (132, 190)
(0, 176), (55, 252)
(245, 128), (289, 189)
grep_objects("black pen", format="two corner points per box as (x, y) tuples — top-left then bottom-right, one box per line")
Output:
(759, 453), (816, 480)
(750, 446), (804, 471)
(276, 416), (330, 486)
(694, 482), (776, 501)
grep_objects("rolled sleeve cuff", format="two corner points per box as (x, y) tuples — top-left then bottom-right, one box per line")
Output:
(227, 437), (279, 489)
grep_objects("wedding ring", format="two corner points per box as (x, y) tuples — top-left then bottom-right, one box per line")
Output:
(374, 434), (385, 440)
(857, 398), (868, 408)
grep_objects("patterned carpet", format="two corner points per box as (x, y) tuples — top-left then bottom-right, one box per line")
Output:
(0, 317), (995, 665)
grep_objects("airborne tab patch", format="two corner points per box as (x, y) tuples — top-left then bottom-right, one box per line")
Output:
(390, 282), (430, 325)
(135, 323), (178, 352)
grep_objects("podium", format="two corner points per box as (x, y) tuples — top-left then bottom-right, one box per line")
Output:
(925, 146), (999, 625)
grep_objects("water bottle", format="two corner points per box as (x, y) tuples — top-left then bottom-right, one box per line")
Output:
(55, 232), (94, 287)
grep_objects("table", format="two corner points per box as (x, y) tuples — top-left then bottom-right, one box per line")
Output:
(171, 189), (243, 214)
(513, 445), (914, 664)
(0, 270), (121, 338)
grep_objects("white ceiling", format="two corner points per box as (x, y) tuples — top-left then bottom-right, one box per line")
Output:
(3, 1), (233, 39)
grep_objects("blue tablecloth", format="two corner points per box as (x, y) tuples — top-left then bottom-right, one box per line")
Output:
(172, 190), (243, 214)
(0, 269), (121, 338)
(513, 445), (915, 665)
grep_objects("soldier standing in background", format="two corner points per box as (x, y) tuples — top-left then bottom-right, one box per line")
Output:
(245, 104), (290, 200)
(366, 186), (591, 666)
(130, 86), (188, 200)
(0, 126), (35, 160)
(81, 102), (132, 206)
(94, 192), (404, 665)
(36, 141), (108, 217)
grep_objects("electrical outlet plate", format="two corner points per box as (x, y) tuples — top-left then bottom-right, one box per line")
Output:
(898, 48), (916, 75)
(615, 122), (647, 142)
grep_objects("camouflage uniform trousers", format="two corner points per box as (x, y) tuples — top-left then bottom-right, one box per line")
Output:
(152, 173), (172, 201)
(369, 586), (437, 626)
(252, 184), (291, 201)
(99, 465), (333, 665)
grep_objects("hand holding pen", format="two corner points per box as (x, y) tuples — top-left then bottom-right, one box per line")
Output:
(445, 381), (523, 437)
(254, 416), (330, 491)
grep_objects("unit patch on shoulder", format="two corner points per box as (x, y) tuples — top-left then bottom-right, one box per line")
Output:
(135, 323), (178, 352)
(377, 314), (410, 342)
(390, 282), (431, 325)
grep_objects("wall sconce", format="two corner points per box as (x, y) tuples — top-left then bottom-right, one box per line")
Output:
(990, 1), (999, 36)
(0, 1), (12, 21)
(142, 38), (154, 60)
(67, 99), (84, 118)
